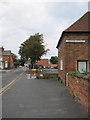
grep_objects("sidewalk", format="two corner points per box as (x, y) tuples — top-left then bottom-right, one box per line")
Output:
(0, 67), (21, 73)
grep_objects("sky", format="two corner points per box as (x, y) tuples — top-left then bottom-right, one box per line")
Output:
(0, 0), (89, 59)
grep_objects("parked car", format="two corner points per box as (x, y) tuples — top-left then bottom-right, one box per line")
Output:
(54, 66), (58, 69)
(46, 66), (49, 69)
(51, 66), (53, 69)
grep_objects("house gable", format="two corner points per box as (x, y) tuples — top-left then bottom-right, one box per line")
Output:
(57, 11), (90, 85)
(56, 12), (90, 48)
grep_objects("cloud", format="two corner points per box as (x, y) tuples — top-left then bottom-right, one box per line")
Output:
(0, 1), (88, 59)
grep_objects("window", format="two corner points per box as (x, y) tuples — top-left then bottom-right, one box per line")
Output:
(77, 60), (88, 73)
(60, 60), (63, 70)
(5, 61), (8, 68)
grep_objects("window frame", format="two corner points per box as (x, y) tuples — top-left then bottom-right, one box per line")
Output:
(60, 59), (63, 70)
(77, 60), (88, 73)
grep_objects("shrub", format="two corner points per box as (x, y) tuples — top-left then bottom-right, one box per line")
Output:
(69, 70), (79, 77)
(82, 70), (89, 75)
(72, 93), (75, 98)
(58, 77), (63, 84)
(69, 70), (89, 76)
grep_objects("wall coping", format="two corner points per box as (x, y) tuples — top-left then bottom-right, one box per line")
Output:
(69, 74), (90, 81)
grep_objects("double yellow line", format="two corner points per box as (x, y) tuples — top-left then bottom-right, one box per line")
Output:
(0, 70), (25, 95)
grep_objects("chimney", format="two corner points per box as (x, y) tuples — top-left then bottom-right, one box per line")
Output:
(0, 46), (4, 52)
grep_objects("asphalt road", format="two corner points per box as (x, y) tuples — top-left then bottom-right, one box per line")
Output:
(2, 67), (25, 88)
(1, 67), (88, 118)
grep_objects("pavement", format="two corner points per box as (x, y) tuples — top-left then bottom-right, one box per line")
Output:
(1, 67), (88, 118)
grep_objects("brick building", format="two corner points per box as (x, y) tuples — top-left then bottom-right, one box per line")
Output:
(37, 59), (49, 68)
(56, 12), (90, 85)
(0, 47), (14, 69)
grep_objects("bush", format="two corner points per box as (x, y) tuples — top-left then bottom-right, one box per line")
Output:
(69, 70), (89, 76)
(82, 71), (89, 75)
(69, 70), (79, 77)
(72, 93), (75, 98)
(58, 77), (63, 83)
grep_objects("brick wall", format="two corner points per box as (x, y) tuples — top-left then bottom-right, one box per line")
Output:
(68, 74), (90, 111)
(3, 53), (14, 69)
(88, 33), (90, 70)
(58, 36), (66, 85)
(9, 53), (14, 68)
(37, 59), (49, 68)
(3, 56), (10, 69)
(58, 32), (89, 85)
(65, 33), (89, 73)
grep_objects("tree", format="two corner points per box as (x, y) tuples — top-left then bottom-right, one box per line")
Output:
(12, 53), (20, 67)
(18, 33), (49, 68)
(50, 56), (58, 64)
(19, 57), (26, 66)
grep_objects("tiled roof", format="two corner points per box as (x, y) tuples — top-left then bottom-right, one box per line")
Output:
(64, 12), (90, 32)
(56, 12), (90, 48)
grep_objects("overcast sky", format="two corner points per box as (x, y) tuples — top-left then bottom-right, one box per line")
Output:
(0, 0), (88, 59)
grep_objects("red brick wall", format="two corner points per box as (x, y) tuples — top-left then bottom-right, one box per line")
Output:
(65, 33), (89, 73)
(68, 75), (89, 111)
(3, 53), (14, 69)
(37, 59), (49, 67)
(88, 33), (90, 71)
(58, 36), (66, 85)
(3, 56), (10, 69)
(9, 53), (14, 68)
(58, 33), (89, 85)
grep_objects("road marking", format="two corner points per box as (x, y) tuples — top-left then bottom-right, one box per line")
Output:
(0, 70), (25, 95)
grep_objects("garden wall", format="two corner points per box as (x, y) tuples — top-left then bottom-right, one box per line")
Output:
(68, 74), (90, 112)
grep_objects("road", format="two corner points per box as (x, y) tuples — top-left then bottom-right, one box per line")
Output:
(1, 67), (88, 118)
(2, 67), (25, 88)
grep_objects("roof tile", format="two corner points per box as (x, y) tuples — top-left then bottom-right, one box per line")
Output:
(64, 12), (90, 32)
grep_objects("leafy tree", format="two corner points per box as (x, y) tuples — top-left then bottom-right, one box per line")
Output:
(18, 33), (49, 67)
(12, 53), (20, 66)
(19, 57), (26, 66)
(50, 56), (58, 64)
